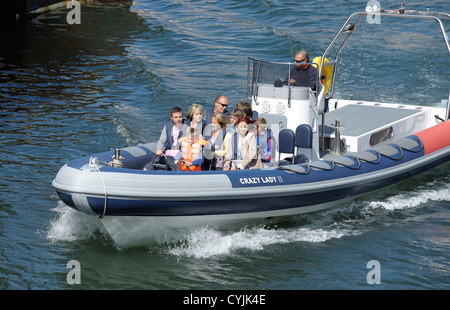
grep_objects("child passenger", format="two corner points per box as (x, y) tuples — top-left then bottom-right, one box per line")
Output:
(223, 116), (261, 170)
(228, 108), (243, 134)
(254, 117), (272, 167)
(175, 128), (208, 171)
(235, 101), (258, 120)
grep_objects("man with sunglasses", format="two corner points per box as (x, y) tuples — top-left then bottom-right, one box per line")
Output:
(203, 94), (230, 125)
(288, 50), (318, 91)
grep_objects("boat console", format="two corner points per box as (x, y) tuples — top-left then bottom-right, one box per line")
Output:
(248, 10), (450, 163)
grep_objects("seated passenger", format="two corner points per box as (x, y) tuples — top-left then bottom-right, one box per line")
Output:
(144, 106), (188, 170)
(235, 101), (258, 120)
(175, 128), (208, 171)
(186, 103), (206, 134)
(223, 116), (261, 170)
(255, 117), (272, 167)
(228, 108), (243, 134)
(203, 94), (230, 125)
(203, 112), (228, 170)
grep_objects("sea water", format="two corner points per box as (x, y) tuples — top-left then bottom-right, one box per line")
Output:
(0, 0), (449, 291)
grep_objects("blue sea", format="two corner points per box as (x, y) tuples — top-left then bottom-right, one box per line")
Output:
(0, 0), (449, 294)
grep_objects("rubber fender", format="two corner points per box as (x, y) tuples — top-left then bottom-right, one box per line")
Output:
(414, 121), (450, 155)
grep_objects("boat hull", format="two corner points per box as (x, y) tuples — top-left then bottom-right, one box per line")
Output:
(0, 0), (66, 17)
(52, 118), (450, 247)
(53, 122), (450, 219)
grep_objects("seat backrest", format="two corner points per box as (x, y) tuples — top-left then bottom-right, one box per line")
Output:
(295, 124), (313, 149)
(278, 129), (295, 154)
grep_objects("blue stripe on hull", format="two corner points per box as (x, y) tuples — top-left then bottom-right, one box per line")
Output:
(55, 136), (449, 217)
(83, 149), (448, 217)
(57, 192), (77, 210)
(227, 142), (424, 188)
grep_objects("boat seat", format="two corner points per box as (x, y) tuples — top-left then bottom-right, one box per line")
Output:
(278, 128), (295, 166)
(295, 124), (313, 148)
(294, 124), (313, 163)
(143, 154), (175, 171)
(277, 125), (313, 165)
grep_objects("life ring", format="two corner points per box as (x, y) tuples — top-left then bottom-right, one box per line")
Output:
(312, 57), (332, 95)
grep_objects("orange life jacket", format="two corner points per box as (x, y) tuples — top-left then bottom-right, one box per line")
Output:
(178, 137), (208, 171)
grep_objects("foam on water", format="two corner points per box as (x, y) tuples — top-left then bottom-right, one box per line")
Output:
(47, 180), (449, 258)
(166, 182), (450, 258)
(167, 226), (357, 259)
(367, 183), (450, 211)
(47, 201), (106, 243)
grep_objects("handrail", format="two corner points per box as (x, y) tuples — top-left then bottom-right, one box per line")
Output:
(321, 11), (450, 98)
(248, 11), (450, 121)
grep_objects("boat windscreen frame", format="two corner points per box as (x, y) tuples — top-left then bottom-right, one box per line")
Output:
(248, 10), (450, 120)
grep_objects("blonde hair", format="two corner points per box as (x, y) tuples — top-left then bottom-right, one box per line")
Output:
(254, 117), (267, 128)
(212, 112), (227, 130)
(188, 127), (199, 138)
(187, 103), (203, 120)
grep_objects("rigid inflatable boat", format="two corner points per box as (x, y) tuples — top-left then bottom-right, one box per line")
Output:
(52, 11), (450, 246)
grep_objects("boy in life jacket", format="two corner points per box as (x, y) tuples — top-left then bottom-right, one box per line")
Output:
(174, 127), (208, 171)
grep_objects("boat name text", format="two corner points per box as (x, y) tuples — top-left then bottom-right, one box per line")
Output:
(239, 176), (283, 185)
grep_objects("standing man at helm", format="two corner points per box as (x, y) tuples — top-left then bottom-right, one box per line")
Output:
(288, 50), (318, 91)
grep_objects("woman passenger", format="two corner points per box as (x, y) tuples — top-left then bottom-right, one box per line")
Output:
(186, 103), (206, 135)
(203, 112), (228, 170)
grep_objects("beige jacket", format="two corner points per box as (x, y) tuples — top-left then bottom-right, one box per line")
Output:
(224, 132), (261, 169)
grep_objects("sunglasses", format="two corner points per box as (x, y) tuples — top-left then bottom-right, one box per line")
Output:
(295, 59), (307, 63)
(217, 102), (228, 107)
